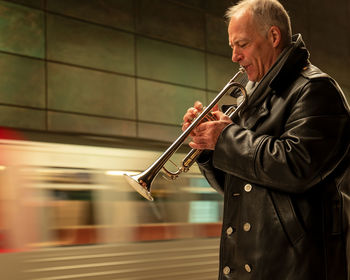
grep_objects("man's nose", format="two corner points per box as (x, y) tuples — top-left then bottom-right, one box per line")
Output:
(231, 48), (242, 63)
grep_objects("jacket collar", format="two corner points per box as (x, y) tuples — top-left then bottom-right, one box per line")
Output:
(237, 34), (309, 129)
(269, 34), (310, 91)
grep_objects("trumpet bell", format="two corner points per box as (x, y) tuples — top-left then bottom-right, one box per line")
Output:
(123, 174), (154, 201)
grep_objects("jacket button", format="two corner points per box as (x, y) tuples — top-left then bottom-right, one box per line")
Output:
(226, 226), (234, 235)
(233, 192), (240, 197)
(223, 266), (231, 275)
(244, 184), (252, 192)
(243, 222), (251, 232)
(244, 264), (252, 272)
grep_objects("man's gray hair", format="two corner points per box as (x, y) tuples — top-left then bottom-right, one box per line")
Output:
(225, 0), (292, 47)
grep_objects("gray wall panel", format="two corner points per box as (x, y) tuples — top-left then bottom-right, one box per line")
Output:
(0, 0), (348, 143)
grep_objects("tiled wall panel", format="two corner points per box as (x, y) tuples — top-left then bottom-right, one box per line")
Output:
(307, 0), (350, 87)
(47, 14), (135, 74)
(4, 0), (43, 9)
(48, 112), (137, 138)
(138, 122), (182, 143)
(136, 0), (205, 50)
(280, 0), (309, 43)
(207, 54), (239, 92)
(0, 0), (348, 144)
(0, 1), (44, 58)
(137, 37), (205, 88)
(171, 0), (204, 9)
(47, 63), (136, 120)
(0, 53), (45, 108)
(206, 14), (231, 57)
(0, 105), (45, 130)
(137, 79), (206, 126)
(205, 0), (236, 16)
(46, 0), (135, 31)
(280, 0), (350, 90)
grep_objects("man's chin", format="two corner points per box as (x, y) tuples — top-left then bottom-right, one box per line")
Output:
(247, 73), (257, 82)
(247, 71), (261, 83)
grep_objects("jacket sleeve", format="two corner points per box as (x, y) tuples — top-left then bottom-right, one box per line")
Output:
(212, 78), (350, 193)
(196, 151), (225, 195)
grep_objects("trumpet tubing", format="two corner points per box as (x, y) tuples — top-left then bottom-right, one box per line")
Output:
(124, 68), (248, 201)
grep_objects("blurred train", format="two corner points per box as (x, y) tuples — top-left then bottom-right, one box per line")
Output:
(0, 136), (223, 280)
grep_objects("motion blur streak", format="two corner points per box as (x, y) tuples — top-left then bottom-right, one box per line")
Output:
(0, 138), (222, 280)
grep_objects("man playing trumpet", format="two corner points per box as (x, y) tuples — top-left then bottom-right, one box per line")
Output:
(183, 0), (350, 279)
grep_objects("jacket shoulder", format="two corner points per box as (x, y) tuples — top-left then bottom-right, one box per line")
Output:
(300, 64), (330, 81)
(298, 64), (349, 111)
(291, 64), (346, 104)
(277, 64), (333, 96)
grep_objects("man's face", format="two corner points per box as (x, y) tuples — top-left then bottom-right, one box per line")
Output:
(228, 11), (280, 82)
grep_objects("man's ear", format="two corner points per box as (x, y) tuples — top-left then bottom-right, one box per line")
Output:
(269, 26), (282, 48)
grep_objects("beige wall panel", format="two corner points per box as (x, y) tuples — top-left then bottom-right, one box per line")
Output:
(46, 0), (135, 31)
(0, 1), (44, 58)
(137, 37), (205, 88)
(206, 14), (231, 57)
(47, 63), (136, 120)
(136, 0), (205, 49)
(138, 122), (182, 143)
(0, 105), (45, 130)
(207, 54), (238, 92)
(0, 53), (45, 108)
(137, 79), (206, 126)
(47, 14), (135, 75)
(48, 112), (137, 138)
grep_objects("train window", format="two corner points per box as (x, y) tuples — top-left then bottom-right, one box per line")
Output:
(189, 201), (220, 223)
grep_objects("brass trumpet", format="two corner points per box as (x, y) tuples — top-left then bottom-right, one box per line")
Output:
(124, 68), (248, 201)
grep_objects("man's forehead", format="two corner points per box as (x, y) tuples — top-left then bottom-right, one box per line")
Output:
(228, 13), (257, 42)
(228, 11), (253, 32)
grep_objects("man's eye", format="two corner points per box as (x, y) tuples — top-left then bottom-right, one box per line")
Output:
(239, 43), (247, 48)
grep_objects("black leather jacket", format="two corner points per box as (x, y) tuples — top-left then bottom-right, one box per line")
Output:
(198, 34), (350, 280)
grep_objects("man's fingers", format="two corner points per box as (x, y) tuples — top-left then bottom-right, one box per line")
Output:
(183, 108), (199, 121)
(194, 101), (203, 111)
(212, 104), (219, 112)
(189, 141), (204, 150)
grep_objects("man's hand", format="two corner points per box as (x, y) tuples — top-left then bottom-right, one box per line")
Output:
(182, 101), (204, 133)
(182, 101), (233, 150)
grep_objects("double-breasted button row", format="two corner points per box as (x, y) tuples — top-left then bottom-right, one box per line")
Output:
(225, 185), (252, 276)
(226, 222), (250, 235)
(223, 264), (252, 275)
